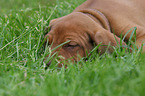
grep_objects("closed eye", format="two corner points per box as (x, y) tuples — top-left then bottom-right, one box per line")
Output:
(64, 42), (79, 49)
(65, 44), (79, 48)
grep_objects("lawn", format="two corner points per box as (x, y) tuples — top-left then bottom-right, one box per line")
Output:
(0, 0), (145, 96)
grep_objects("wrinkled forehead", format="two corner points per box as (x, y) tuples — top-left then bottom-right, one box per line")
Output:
(47, 12), (95, 43)
(48, 23), (89, 45)
(49, 26), (84, 42)
(49, 19), (88, 39)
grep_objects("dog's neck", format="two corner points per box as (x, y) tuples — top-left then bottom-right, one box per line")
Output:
(77, 9), (111, 31)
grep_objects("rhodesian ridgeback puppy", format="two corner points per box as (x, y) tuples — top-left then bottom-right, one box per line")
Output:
(45, 0), (145, 66)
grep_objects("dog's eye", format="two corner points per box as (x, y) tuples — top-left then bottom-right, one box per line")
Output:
(66, 44), (78, 47)
(64, 42), (79, 48)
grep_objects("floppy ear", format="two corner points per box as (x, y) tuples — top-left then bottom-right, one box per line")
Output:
(90, 29), (127, 54)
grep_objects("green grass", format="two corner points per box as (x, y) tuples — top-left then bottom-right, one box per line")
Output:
(0, 0), (145, 96)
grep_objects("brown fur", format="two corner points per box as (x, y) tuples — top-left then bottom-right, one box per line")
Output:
(45, 0), (145, 66)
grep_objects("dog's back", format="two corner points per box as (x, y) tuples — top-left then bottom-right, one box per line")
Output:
(74, 0), (145, 40)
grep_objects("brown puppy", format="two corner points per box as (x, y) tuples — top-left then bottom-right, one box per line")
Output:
(45, 0), (145, 66)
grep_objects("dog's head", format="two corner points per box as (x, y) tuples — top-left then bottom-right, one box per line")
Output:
(44, 12), (126, 67)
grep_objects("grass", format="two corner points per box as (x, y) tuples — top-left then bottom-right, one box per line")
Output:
(0, 0), (145, 96)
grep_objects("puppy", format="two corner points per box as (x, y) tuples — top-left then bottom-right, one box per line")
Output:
(45, 0), (145, 66)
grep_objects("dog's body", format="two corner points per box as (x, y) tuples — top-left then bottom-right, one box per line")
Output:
(74, 0), (145, 41)
(45, 0), (145, 66)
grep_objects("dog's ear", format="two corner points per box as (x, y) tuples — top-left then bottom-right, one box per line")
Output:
(90, 29), (126, 54)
